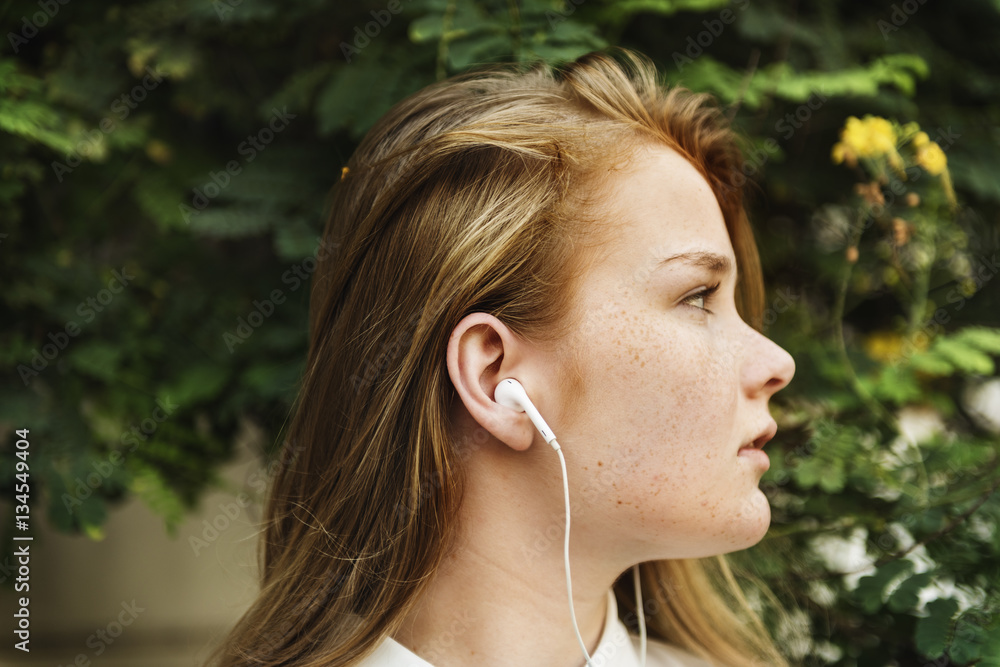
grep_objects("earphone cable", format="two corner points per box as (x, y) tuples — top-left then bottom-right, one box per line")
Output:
(633, 563), (647, 667)
(556, 441), (648, 667)
(499, 378), (646, 667)
(555, 443), (595, 667)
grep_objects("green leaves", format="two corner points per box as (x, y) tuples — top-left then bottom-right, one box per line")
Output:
(947, 610), (996, 665)
(908, 327), (1000, 377)
(129, 464), (190, 536)
(315, 49), (431, 138)
(787, 419), (868, 494)
(853, 559), (913, 613)
(866, 363), (924, 405)
(670, 54), (930, 108)
(852, 567), (995, 664)
(2, 3), (1000, 666)
(916, 598), (959, 657)
(595, 0), (733, 24)
(955, 327), (1000, 355)
(934, 337), (995, 375)
(886, 570), (934, 612)
(407, 0), (607, 73)
(165, 366), (228, 406)
(69, 341), (125, 382)
(0, 59), (81, 155)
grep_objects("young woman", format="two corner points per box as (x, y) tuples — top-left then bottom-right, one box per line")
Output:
(209, 48), (796, 667)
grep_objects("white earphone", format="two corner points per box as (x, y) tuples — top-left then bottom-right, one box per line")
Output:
(494, 378), (558, 448)
(493, 377), (647, 667)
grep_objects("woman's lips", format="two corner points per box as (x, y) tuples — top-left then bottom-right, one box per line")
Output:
(740, 420), (777, 452)
(737, 420), (776, 470)
(737, 447), (770, 471)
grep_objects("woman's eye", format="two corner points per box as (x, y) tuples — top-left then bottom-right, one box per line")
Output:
(682, 283), (720, 313)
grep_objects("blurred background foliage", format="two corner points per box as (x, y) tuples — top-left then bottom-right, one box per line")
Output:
(1, 0), (999, 664)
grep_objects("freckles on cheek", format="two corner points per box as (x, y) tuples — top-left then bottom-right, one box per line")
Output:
(679, 330), (739, 439)
(621, 315), (689, 423)
(606, 307), (667, 366)
(654, 330), (721, 453)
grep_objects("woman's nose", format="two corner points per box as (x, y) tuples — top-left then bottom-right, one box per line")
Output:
(742, 327), (796, 399)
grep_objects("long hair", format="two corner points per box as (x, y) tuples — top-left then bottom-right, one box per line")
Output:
(207, 47), (787, 667)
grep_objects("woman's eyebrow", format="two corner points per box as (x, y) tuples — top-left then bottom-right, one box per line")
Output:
(655, 250), (735, 277)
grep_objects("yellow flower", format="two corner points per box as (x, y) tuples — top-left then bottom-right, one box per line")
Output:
(941, 169), (957, 206)
(911, 131), (930, 148)
(832, 143), (844, 163)
(832, 142), (855, 167)
(860, 116), (897, 156)
(831, 115), (900, 167)
(887, 150), (904, 171)
(839, 116), (863, 144)
(916, 141), (947, 175)
(864, 331), (908, 363)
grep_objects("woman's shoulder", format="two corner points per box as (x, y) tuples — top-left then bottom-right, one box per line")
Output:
(637, 635), (716, 667)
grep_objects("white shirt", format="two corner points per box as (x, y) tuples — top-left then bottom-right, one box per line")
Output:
(358, 588), (713, 666)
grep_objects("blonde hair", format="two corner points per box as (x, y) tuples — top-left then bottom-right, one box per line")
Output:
(207, 48), (788, 667)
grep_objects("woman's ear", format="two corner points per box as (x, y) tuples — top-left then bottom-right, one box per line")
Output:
(446, 313), (536, 451)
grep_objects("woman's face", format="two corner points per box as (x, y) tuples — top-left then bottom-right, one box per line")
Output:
(545, 142), (796, 560)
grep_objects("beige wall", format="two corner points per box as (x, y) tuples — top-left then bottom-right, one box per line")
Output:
(0, 424), (268, 666)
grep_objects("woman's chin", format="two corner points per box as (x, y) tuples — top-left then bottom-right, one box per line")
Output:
(747, 492), (773, 541)
(664, 497), (773, 558)
(726, 492), (772, 552)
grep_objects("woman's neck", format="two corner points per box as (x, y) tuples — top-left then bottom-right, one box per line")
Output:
(391, 446), (619, 667)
